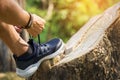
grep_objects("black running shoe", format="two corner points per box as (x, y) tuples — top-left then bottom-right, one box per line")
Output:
(14, 38), (64, 78)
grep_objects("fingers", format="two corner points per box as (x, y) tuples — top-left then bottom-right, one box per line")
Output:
(14, 26), (22, 33)
(27, 26), (43, 37)
(26, 14), (45, 37)
(32, 14), (46, 24)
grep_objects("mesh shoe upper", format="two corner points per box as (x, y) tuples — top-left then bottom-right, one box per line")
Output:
(14, 38), (63, 70)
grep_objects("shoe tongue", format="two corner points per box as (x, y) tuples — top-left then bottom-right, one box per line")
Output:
(27, 39), (38, 55)
(28, 39), (38, 48)
(28, 39), (34, 44)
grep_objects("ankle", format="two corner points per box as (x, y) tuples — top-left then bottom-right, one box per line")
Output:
(14, 45), (34, 60)
(12, 38), (29, 57)
(14, 46), (29, 57)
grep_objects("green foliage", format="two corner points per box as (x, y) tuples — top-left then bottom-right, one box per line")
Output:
(26, 0), (119, 43)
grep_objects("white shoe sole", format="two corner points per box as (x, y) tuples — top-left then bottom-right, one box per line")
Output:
(16, 40), (65, 78)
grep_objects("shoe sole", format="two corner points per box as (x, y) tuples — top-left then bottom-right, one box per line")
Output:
(16, 39), (65, 78)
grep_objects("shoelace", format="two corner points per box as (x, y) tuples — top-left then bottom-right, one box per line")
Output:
(29, 34), (42, 53)
(29, 34), (41, 45)
(38, 34), (41, 45)
(37, 35), (50, 54)
(29, 34), (51, 55)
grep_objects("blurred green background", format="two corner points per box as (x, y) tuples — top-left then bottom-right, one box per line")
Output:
(26, 0), (119, 43)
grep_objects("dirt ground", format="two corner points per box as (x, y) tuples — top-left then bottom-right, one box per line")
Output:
(0, 72), (25, 80)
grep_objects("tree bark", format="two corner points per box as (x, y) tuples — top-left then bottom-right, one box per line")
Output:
(28, 2), (120, 80)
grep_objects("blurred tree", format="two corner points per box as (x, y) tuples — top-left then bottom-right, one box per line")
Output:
(26, 0), (119, 42)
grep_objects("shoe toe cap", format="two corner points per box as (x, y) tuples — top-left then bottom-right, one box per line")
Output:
(47, 38), (63, 50)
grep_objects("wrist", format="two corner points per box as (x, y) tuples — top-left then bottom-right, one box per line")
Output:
(22, 12), (33, 29)
(24, 13), (33, 29)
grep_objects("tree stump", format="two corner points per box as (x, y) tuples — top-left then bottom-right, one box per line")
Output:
(28, 2), (120, 80)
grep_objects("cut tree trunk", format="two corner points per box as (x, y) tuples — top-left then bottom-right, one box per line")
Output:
(28, 2), (120, 80)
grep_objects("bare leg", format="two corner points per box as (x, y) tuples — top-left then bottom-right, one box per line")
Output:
(0, 21), (29, 57)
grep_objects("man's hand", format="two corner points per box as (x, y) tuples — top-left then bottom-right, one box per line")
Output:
(27, 14), (45, 37)
(14, 26), (22, 33)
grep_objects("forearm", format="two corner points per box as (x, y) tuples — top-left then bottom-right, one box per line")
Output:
(0, 0), (29, 27)
(0, 21), (29, 56)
